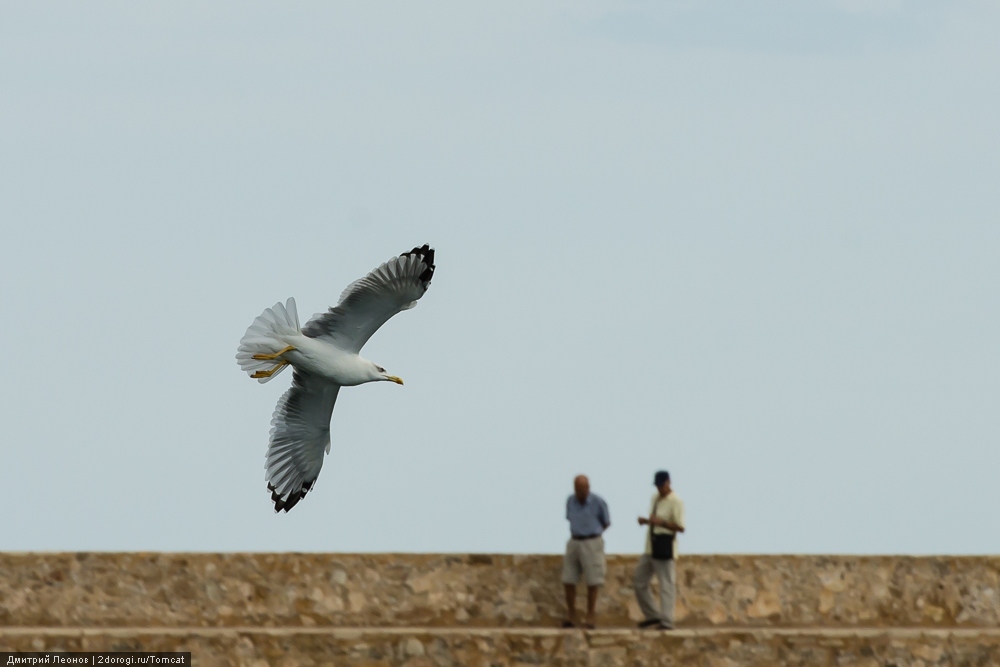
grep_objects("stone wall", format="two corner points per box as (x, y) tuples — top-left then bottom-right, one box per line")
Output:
(2, 553), (998, 629)
(3, 627), (1000, 667)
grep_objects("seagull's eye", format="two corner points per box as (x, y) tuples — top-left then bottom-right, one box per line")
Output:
(376, 366), (385, 373)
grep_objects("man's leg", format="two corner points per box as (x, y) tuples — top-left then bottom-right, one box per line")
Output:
(632, 554), (659, 622)
(582, 537), (605, 627)
(654, 559), (677, 628)
(586, 585), (600, 625)
(561, 540), (581, 626)
(564, 583), (577, 624)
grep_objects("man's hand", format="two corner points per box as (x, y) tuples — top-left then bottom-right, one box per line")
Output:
(642, 516), (684, 531)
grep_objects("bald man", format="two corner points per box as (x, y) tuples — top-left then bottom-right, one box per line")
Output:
(561, 474), (611, 628)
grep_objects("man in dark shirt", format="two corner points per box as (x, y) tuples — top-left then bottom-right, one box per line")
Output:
(562, 474), (611, 628)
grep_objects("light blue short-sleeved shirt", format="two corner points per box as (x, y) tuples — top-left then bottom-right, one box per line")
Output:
(566, 493), (610, 537)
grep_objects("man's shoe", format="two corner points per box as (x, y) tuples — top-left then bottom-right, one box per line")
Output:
(657, 622), (675, 630)
(637, 619), (661, 628)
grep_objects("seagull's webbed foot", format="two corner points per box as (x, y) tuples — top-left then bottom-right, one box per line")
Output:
(251, 361), (288, 379)
(252, 345), (296, 361)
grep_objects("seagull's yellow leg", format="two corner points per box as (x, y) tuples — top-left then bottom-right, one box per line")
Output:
(251, 361), (289, 379)
(252, 345), (296, 361)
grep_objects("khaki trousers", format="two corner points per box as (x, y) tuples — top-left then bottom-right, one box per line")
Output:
(633, 554), (676, 627)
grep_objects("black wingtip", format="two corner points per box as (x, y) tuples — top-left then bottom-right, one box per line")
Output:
(268, 479), (315, 513)
(403, 243), (435, 283)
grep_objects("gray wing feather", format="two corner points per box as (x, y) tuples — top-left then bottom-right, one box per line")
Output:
(301, 244), (435, 353)
(265, 370), (340, 513)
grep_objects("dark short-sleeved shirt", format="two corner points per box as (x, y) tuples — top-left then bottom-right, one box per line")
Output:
(566, 493), (610, 537)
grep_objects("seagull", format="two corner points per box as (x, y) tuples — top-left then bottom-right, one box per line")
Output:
(236, 244), (435, 512)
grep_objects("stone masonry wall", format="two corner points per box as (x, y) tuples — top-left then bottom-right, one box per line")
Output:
(4, 628), (1000, 667)
(1, 554), (998, 629)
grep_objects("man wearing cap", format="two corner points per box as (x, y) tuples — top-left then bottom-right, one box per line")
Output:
(634, 470), (685, 630)
(562, 474), (611, 628)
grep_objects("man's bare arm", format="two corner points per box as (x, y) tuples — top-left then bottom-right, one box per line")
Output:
(648, 516), (685, 532)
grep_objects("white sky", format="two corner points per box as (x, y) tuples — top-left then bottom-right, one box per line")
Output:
(1, 1), (998, 554)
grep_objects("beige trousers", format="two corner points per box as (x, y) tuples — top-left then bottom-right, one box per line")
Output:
(633, 554), (676, 627)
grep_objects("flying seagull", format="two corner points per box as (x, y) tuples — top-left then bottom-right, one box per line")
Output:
(236, 244), (435, 512)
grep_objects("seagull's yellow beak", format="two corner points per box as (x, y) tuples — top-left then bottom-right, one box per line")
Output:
(387, 375), (404, 385)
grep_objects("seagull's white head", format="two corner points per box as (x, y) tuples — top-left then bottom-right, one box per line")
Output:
(369, 361), (404, 385)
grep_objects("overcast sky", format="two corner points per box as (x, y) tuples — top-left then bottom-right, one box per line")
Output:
(2, 1), (998, 555)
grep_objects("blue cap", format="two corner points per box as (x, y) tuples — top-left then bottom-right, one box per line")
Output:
(654, 470), (670, 486)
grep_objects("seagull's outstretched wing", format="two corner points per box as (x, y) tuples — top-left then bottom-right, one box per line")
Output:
(301, 244), (435, 354)
(265, 370), (340, 513)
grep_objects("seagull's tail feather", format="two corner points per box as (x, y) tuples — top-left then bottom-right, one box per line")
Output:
(236, 297), (301, 384)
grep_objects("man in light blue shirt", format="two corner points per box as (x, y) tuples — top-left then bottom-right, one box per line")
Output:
(561, 474), (611, 628)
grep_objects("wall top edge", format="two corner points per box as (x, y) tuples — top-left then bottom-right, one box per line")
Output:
(0, 552), (997, 558)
